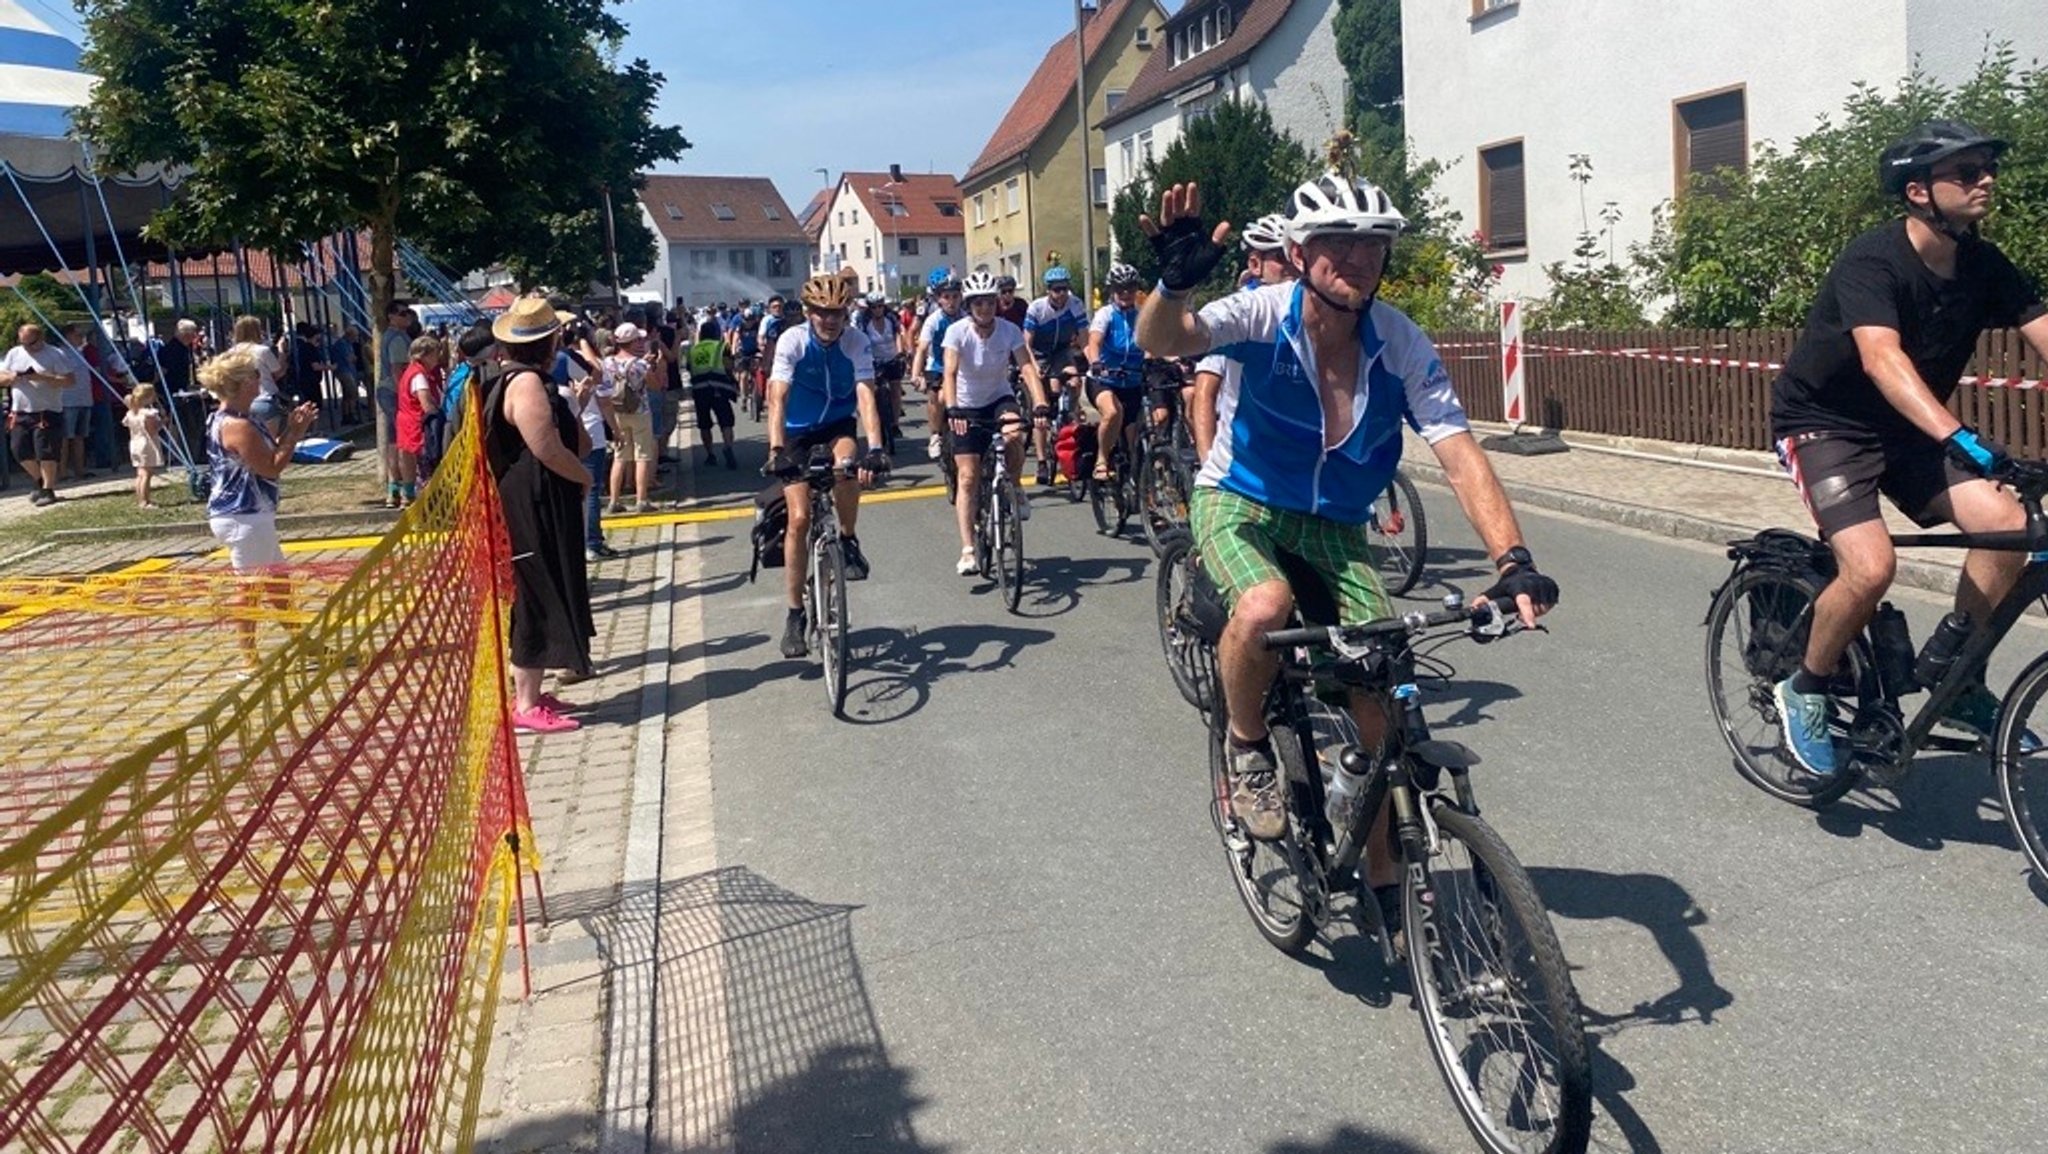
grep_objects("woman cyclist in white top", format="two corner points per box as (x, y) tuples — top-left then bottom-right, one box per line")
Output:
(940, 272), (1051, 575)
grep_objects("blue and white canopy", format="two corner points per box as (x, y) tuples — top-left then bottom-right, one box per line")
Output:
(0, 0), (181, 274)
(0, 0), (92, 140)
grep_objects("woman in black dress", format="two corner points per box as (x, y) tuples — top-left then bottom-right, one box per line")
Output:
(485, 298), (596, 734)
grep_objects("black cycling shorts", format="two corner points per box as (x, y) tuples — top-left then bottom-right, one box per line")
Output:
(790, 415), (859, 457)
(951, 397), (1022, 457)
(876, 359), (907, 385)
(1777, 430), (1975, 537)
(1086, 379), (1145, 418)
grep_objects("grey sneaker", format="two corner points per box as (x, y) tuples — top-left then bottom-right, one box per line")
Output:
(779, 610), (808, 659)
(1227, 740), (1288, 841)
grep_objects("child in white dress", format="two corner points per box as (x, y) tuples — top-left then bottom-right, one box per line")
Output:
(123, 382), (166, 508)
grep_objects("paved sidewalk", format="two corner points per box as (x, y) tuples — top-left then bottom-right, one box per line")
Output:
(1405, 422), (1972, 591)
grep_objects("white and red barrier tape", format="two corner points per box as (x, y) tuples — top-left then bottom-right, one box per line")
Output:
(1509, 341), (2044, 390)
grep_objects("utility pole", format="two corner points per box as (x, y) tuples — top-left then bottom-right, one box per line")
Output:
(601, 187), (623, 308)
(816, 167), (836, 272)
(1073, 0), (1096, 305)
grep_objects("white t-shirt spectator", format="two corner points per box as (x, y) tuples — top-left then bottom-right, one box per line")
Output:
(230, 341), (284, 399)
(942, 317), (1026, 409)
(3, 343), (78, 411)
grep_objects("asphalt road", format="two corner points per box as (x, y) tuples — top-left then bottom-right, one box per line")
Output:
(677, 411), (2048, 1154)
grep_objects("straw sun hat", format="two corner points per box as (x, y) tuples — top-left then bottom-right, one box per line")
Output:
(491, 297), (567, 344)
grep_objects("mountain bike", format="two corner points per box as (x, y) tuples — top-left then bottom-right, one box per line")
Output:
(797, 453), (855, 717)
(962, 413), (1029, 614)
(1138, 367), (1199, 557)
(1169, 570), (1591, 1153)
(1373, 469), (1431, 597)
(1702, 459), (2048, 887)
(1083, 373), (1141, 538)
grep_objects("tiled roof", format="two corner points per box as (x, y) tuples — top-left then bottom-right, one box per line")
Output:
(842, 173), (969, 238)
(796, 187), (834, 240)
(962, 0), (1145, 186)
(636, 175), (808, 245)
(1100, 0), (1297, 131)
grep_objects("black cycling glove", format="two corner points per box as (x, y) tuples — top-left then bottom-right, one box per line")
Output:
(859, 448), (890, 476)
(1148, 216), (1228, 293)
(1481, 563), (1560, 613)
(1032, 404), (1054, 419)
(763, 448), (801, 481)
(1944, 425), (2010, 479)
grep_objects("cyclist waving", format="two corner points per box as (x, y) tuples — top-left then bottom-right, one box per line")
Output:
(1136, 174), (1557, 854)
(1770, 121), (2048, 777)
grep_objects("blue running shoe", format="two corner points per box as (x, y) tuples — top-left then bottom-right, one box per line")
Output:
(1774, 677), (1838, 777)
(1942, 683), (2045, 753)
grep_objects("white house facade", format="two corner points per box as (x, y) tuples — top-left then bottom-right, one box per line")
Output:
(622, 175), (807, 309)
(1402, 0), (2048, 301)
(1101, 0), (1344, 226)
(811, 172), (968, 298)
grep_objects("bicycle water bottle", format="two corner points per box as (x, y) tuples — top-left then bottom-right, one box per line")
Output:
(1324, 746), (1374, 835)
(1867, 603), (1917, 697)
(1913, 611), (1973, 690)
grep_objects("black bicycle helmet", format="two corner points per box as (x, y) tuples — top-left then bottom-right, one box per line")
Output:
(1879, 119), (2009, 196)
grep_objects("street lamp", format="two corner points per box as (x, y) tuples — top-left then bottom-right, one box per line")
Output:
(868, 180), (902, 296)
(815, 166), (838, 272)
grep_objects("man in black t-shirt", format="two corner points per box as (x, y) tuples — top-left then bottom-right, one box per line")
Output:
(1768, 121), (2048, 777)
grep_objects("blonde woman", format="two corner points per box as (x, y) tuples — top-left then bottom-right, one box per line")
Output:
(198, 351), (318, 668)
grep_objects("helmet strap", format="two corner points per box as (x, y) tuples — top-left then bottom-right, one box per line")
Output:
(1305, 279), (1368, 315)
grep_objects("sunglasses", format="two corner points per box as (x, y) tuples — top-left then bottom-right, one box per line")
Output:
(1933, 160), (1999, 185)
(1047, 285), (1071, 293)
(806, 307), (846, 320)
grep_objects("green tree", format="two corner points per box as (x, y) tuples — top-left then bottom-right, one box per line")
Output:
(1334, 0), (1403, 156)
(1109, 100), (1315, 298)
(0, 273), (88, 339)
(1527, 153), (1648, 330)
(75, 0), (687, 332)
(1640, 49), (2048, 327)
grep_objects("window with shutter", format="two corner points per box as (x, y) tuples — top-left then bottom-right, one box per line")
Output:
(1479, 140), (1527, 251)
(1675, 87), (1747, 197)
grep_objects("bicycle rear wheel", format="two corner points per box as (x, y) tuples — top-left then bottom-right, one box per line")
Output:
(1140, 447), (1191, 557)
(1155, 532), (1215, 712)
(1994, 652), (2048, 888)
(813, 533), (850, 717)
(997, 478), (1025, 613)
(1373, 470), (1430, 597)
(1208, 719), (1314, 953)
(1405, 802), (1593, 1154)
(1702, 566), (1864, 806)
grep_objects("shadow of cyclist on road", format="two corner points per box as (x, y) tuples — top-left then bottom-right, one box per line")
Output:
(1811, 752), (2017, 854)
(835, 622), (1057, 725)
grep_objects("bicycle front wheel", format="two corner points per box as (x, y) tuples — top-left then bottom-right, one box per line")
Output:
(1140, 447), (1191, 557)
(1702, 566), (1864, 806)
(1405, 802), (1592, 1154)
(997, 479), (1025, 613)
(814, 534), (850, 717)
(1373, 470), (1430, 597)
(1995, 652), (2048, 888)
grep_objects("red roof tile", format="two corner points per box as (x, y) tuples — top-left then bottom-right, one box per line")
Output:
(1101, 0), (1298, 132)
(962, 0), (1147, 186)
(842, 173), (969, 239)
(636, 175), (808, 245)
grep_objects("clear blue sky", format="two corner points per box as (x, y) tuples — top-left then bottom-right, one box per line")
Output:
(613, 1), (1178, 209)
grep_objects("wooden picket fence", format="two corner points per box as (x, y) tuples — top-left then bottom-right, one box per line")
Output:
(1430, 328), (2048, 456)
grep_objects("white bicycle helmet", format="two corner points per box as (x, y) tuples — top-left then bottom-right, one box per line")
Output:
(1241, 213), (1289, 252)
(961, 271), (1001, 300)
(1284, 173), (1406, 244)
(1105, 262), (1144, 290)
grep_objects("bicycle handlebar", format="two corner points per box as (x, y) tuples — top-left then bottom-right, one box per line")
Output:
(1262, 600), (1522, 653)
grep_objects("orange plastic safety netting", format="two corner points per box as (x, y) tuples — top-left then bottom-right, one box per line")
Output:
(0, 408), (537, 1153)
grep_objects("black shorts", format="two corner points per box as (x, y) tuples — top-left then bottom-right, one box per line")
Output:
(691, 383), (736, 431)
(1777, 430), (1975, 537)
(791, 415), (858, 457)
(952, 397), (1022, 457)
(876, 359), (907, 385)
(1086, 379), (1145, 417)
(9, 410), (61, 463)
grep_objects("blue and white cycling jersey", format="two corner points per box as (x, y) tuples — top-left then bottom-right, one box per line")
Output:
(770, 324), (873, 434)
(1194, 282), (1467, 526)
(1024, 295), (1088, 358)
(1089, 304), (1146, 381)
(920, 307), (963, 375)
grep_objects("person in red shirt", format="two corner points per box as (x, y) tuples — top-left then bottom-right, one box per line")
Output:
(393, 334), (446, 507)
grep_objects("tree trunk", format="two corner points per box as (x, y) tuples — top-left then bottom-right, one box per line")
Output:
(369, 212), (397, 486)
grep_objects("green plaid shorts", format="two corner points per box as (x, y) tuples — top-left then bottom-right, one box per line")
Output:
(1189, 486), (1389, 625)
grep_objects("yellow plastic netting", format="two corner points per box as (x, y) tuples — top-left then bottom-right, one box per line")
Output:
(0, 408), (537, 1153)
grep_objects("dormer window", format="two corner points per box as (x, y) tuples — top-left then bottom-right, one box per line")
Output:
(1171, 2), (1232, 67)
(711, 202), (737, 221)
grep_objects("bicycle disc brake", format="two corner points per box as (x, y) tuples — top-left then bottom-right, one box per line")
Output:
(1848, 706), (1909, 787)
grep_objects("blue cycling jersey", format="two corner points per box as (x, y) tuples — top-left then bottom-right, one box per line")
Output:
(770, 323), (873, 434)
(1090, 304), (1146, 382)
(1194, 282), (1468, 525)
(921, 308), (962, 375)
